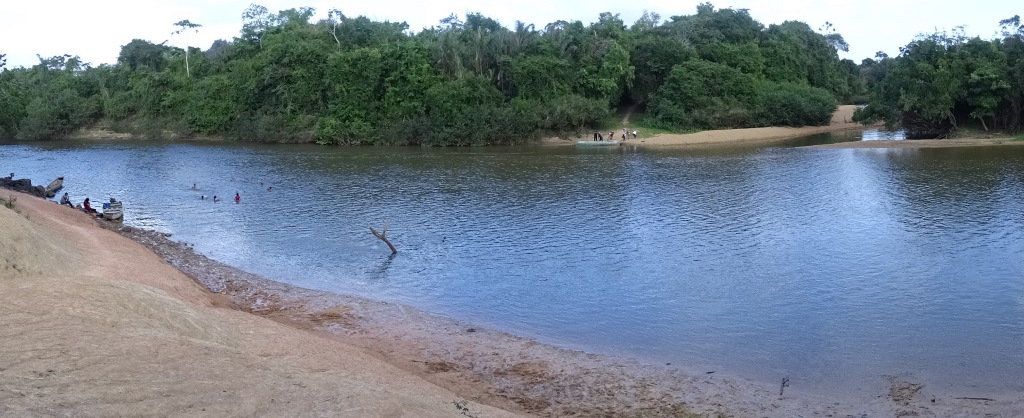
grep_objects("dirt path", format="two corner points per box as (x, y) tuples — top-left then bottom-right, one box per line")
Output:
(620, 103), (638, 126)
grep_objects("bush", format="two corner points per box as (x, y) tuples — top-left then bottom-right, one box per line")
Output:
(648, 59), (756, 130)
(752, 82), (837, 127)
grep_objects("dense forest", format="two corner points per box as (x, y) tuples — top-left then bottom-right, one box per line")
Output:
(855, 17), (1024, 138)
(1, 3), (861, 145)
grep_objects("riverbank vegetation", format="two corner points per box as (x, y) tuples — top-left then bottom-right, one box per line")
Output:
(854, 17), (1024, 138)
(0, 3), (855, 145)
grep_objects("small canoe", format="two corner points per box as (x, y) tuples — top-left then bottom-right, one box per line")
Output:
(576, 141), (621, 146)
(44, 177), (64, 198)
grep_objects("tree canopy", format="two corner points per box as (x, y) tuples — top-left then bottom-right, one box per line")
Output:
(0, 3), (857, 144)
(854, 19), (1024, 137)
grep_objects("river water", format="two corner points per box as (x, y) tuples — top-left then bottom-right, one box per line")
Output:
(3, 130), (1022, 396)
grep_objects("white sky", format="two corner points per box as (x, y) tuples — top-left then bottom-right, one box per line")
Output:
(1, 0), (1019, 69)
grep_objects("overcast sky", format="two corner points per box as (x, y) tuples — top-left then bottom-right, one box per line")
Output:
(1, 0), (1019, 69)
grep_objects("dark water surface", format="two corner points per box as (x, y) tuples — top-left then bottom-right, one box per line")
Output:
(3, 133), (1022, 395)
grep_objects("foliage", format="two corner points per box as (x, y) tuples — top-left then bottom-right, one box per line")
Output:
(648, 59), (756, 129)
(857, 21), (1024, 137)
(452, 400), (478, 418)
(753, 82), (837, 127)
(0, 3), (865, 144)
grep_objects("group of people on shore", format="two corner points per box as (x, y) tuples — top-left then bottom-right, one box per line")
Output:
(59, 192), (92, 212)
(60, 192), (114, 216)
(591, 128), (638, 142)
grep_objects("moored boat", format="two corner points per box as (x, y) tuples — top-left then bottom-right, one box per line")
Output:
(575, 140), (622, 146)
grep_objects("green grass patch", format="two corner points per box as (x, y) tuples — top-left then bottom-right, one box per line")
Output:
(1012, 133), (1024, 142)
(599, 112), (702, 139)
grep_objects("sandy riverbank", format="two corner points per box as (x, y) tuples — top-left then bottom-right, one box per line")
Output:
(3, 190), (1022, 417)
(547, 105), (870, 147)
(635, 105), (867, 147)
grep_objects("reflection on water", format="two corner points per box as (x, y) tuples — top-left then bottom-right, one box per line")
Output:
(861, 129), (906, 140)
(782, 128), (905, 147)
(2, 135), (1022, 396)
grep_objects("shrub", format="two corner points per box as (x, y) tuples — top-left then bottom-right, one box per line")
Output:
(752, 81), (837, 127)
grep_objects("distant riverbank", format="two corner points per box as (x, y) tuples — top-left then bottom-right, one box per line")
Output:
(545, 105), (870, 147)
(548, 105), (1024, 149)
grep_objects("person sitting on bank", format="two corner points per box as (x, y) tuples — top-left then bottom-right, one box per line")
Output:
(59, 192), (73, 207)
(82, 198), (97, 213)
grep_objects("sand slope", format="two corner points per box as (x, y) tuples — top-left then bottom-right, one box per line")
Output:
(0, 194), (519, 417)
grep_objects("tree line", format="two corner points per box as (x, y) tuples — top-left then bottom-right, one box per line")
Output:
(0, 3), (857, 145)
(855, 17), (1024, 138)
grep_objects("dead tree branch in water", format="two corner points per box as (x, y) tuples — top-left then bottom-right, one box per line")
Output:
(780, 377), (790, 396)
(370, 221), (398, 254)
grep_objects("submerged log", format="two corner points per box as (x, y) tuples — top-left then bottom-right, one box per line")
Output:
(370, 221), (398, 254)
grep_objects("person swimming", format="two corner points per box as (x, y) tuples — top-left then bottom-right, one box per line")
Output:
(234, 192), (241, 203)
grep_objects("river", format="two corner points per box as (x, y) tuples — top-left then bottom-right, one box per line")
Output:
(3, 130), (1022, 396)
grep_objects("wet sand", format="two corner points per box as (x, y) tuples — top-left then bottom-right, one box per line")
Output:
(4, 188), (1023, 416)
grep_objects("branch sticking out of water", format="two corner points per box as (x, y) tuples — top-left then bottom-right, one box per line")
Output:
(780, 377), (790, 396)
(370, 221), (398, 254)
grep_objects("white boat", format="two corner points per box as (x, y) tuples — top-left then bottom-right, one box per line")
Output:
(102, 199), (123, 222)
(576, 140), (621, 146)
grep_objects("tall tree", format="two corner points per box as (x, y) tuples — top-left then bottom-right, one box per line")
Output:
(172, 20), (202, 77)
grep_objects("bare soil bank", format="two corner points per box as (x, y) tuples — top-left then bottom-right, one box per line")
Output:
(3, 189), (1022, 417)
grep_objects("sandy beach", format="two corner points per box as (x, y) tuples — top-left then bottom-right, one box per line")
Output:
(553, 105), (1024, 149)
(3, 174), (1024, 416)
(632, 105), (867, 147)
(547, 105), (869, 147)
